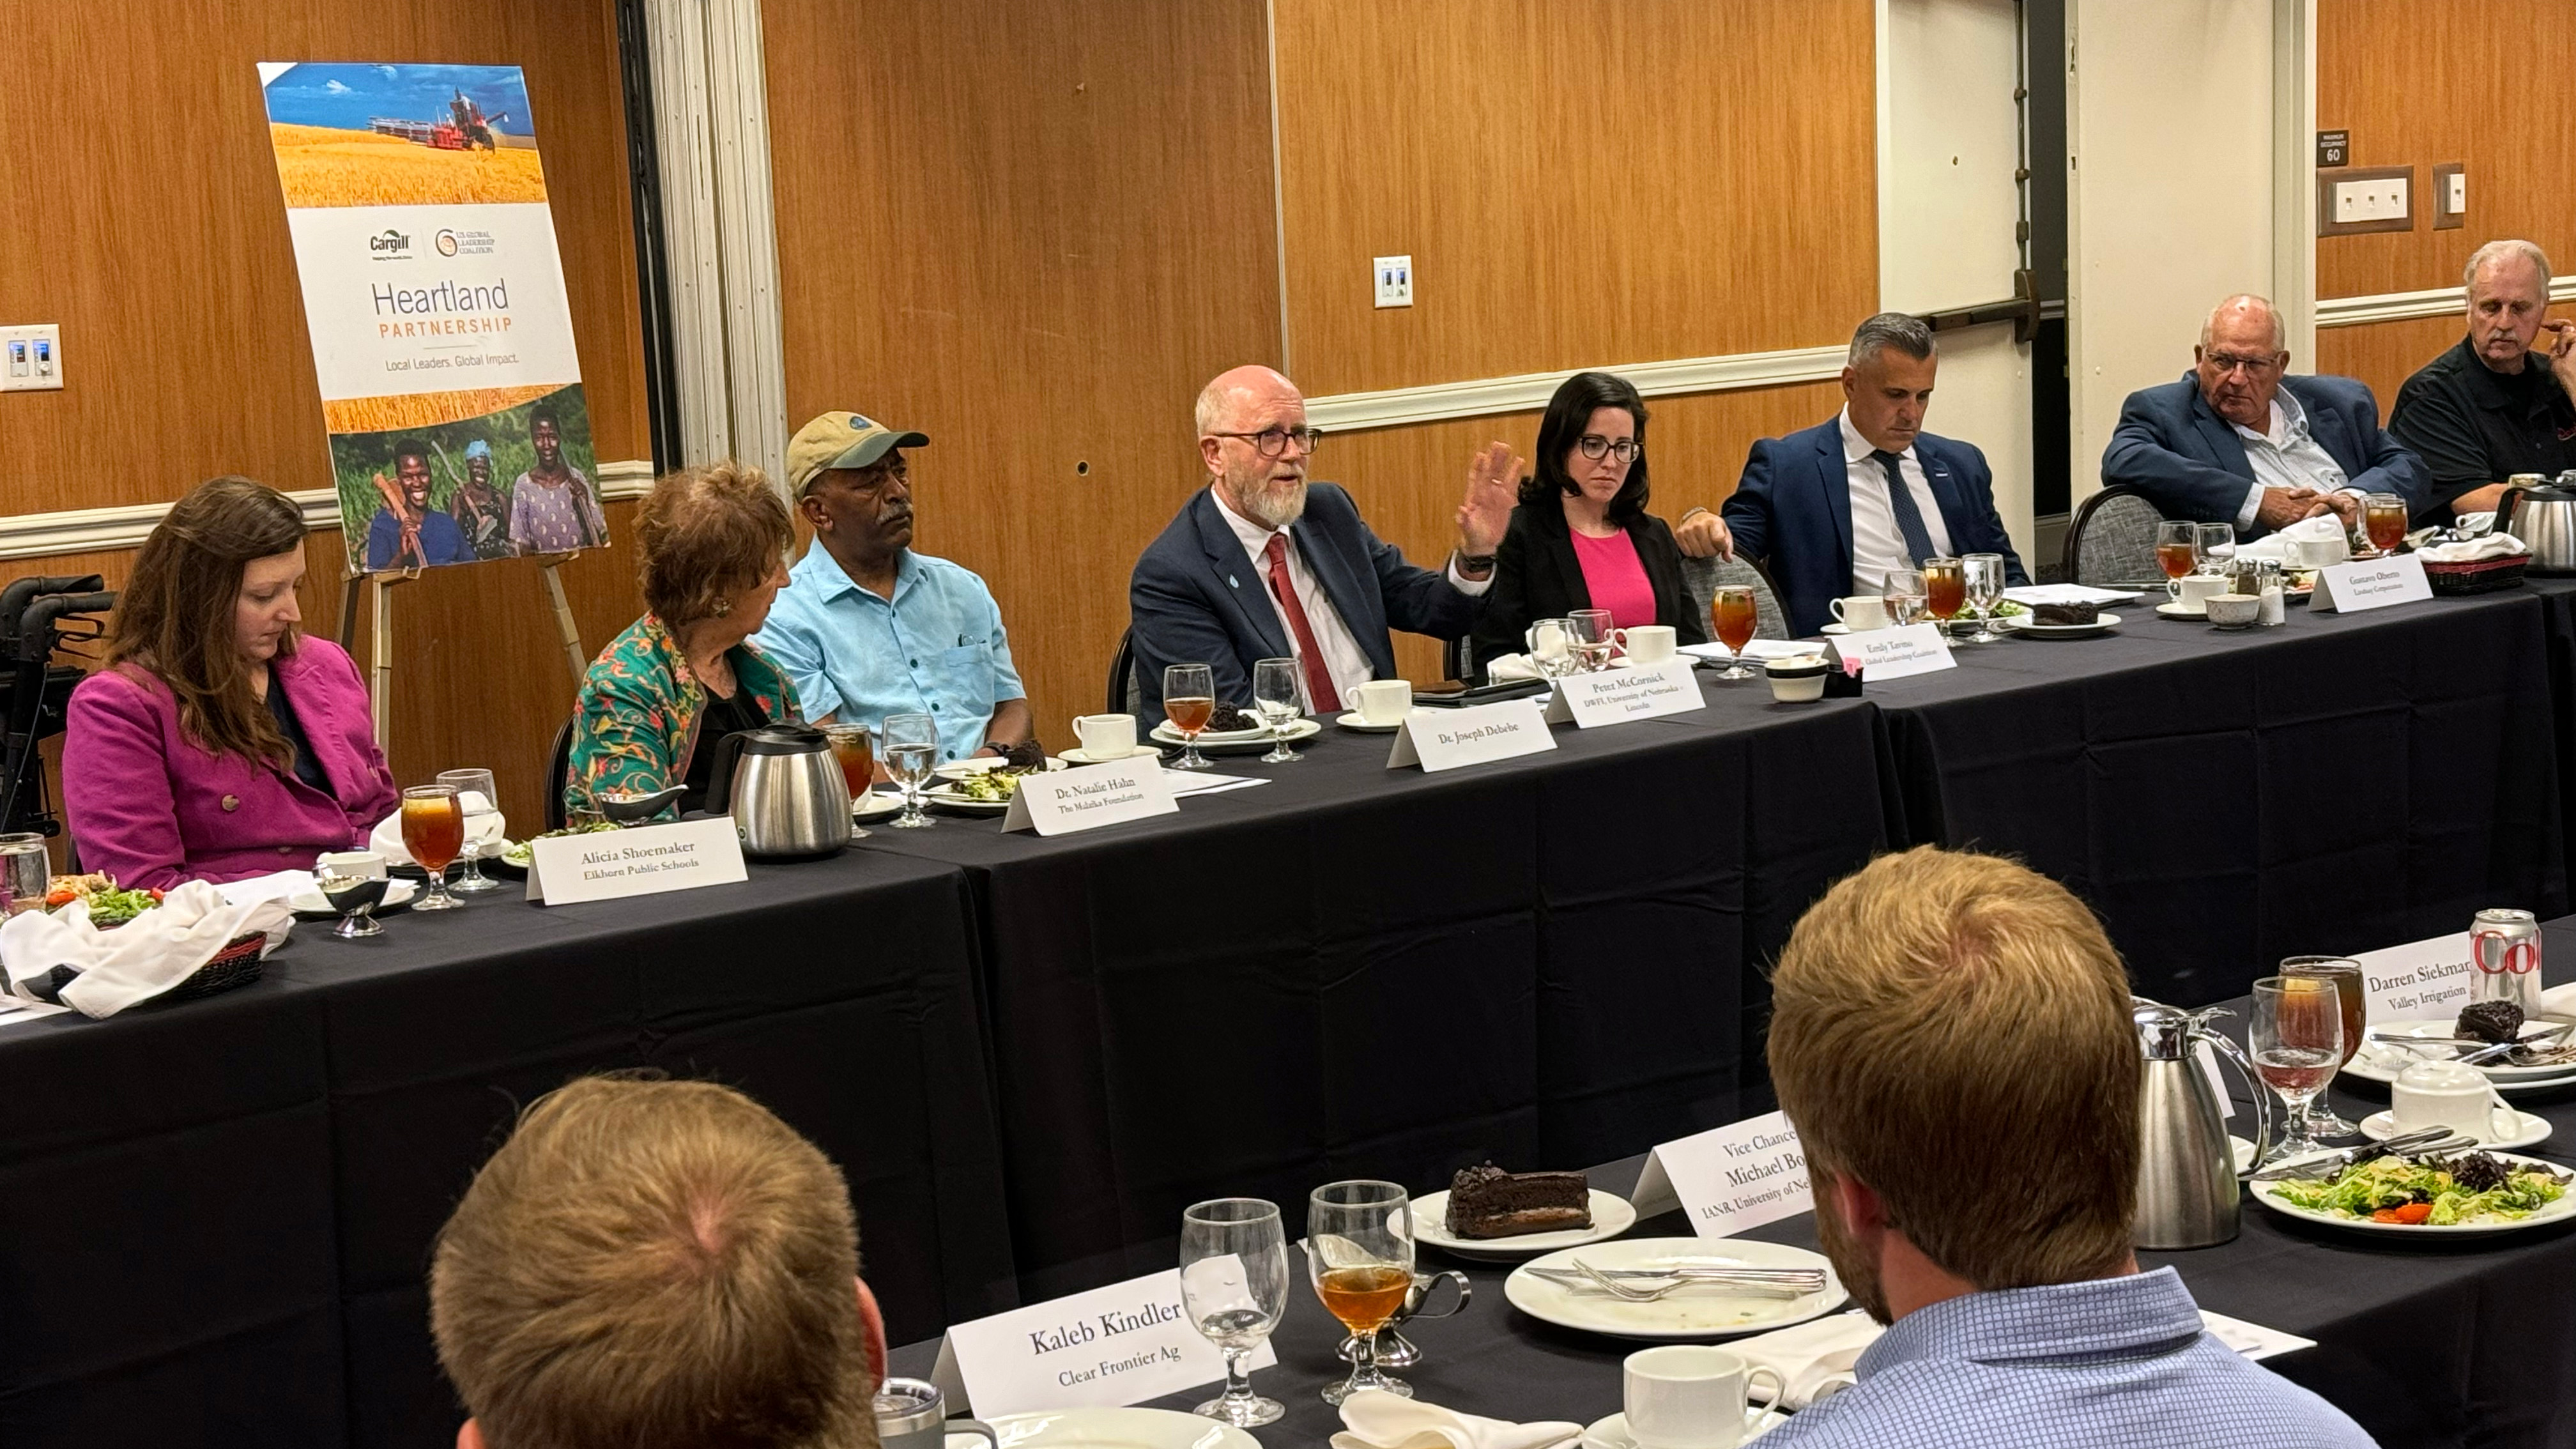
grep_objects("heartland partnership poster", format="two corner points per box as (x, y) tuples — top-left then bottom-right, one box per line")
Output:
(259, 63), (606, 574)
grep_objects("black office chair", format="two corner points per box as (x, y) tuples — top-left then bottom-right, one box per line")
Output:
(1105, 627), (1142, 716)
(2062, 484), (2166, 588)
(544, 716), (576, 831)
(1440, 635), (1474, 682)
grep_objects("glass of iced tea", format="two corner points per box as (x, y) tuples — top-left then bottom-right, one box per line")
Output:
(2156, 520), (2198, 581)
(1307, 1181), (1414, 1404)
(2280, 956), (2366, 1137)
(822, 723), (875, 837)
(1922, 556), (1966, 629)
(1163, 663), (1216, 770)
(2363, 493), (2408, 556)
(1712, 585), (1759, 678)
(401, 784), (466, 911)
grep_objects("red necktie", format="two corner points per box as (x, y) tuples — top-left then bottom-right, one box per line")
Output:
(1262, 533), (1342, 713)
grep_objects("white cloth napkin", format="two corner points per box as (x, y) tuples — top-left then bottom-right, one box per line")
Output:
(0, 881), (291, 1018)
(1331, 1393), (1581, 1449)
(2235, 514), (2351, 566)
(2416, 532), (2529, 564)
(2540, 982), (2576, 1018)
(367, 790), (507, 866)
(2455, 510), (2498, 536)
(1485, 655), (1646, 681)
(1725, 1310), (1883, 1410)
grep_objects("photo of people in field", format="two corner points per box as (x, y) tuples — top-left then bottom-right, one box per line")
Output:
(260, 62), (546, 207)
(328, 383), (604, 574)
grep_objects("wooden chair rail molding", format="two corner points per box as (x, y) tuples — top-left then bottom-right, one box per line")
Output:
(1303, 344), (1849, 433)
(2317, 276), (2576, 330)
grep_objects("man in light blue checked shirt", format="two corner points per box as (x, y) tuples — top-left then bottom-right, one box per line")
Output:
(755, 410), (1034, 765)
(1760, 848), (2378, 1448)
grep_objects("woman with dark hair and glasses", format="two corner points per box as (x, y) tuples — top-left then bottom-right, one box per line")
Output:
(64, 476), (399, 887)
(1466, 371), (1706, 676)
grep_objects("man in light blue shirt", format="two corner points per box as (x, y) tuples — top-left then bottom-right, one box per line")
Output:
(1761, 847), (2379, 1449)
(755, 410), (1032, 764)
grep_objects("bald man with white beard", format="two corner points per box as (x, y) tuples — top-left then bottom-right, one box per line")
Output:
(1127, 365), (1517, 716)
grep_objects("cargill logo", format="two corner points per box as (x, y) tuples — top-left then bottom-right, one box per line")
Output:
(369, 229), (413, 257)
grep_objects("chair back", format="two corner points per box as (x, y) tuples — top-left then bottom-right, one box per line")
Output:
(1679, 553), (1790, 640)
(1106, 627), (1142, 716)
(544, 715), (576, 832)
(1441, 635), (1474, 682)
(2063, 486), (2166, 587)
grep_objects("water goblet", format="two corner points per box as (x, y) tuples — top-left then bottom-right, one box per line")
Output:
(436, 769), (503, 892)
(1308, 1180), (1414, 1404)
(1180, 1198), (1290, 1426)
(1252, 657), (1303, 763)
(1163, 663), (1216, 769)
(882, 714), (938, 827)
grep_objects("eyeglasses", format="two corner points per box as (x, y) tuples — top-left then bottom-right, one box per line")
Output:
(1577, 435), (1641, 463)
(1207, 426), (1324, 458)
(2204, 353), (2283, 377)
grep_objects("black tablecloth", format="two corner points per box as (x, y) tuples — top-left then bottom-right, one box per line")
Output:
(887, 927), (2576, 1448)
(0, 851), (1012, 1449)
(854, 682), (1894, 1300)
(1876, 591), (2568, 1004)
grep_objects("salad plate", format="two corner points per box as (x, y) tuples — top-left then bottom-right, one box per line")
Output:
(1996, 611), (2122, 640)
(1151, 717), (1320, 755)
(1148, 716), (1274, 744)
(2251, 1149), (2575, 1236)
(1414, 1188), (1637, 1259)
(2347, 1020), (2576, 1088)
(933, 756), (1068, 781)
(980, 1407), (1261, 1449)
(1505, 1237), (1846, 1340)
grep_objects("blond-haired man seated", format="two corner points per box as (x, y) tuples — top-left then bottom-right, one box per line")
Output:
(430, 1075), (888, 1449)
(1759, 848), (2377, 1448)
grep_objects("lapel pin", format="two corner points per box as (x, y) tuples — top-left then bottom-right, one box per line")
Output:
(1229, 575), (1239, 588)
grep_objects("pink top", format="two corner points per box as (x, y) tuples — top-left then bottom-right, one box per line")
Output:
(1568, 528), (1658, 632)
(65, 638), (400, 889)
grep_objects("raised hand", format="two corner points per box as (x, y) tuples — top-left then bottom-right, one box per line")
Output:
(1457, 441), (1522, 559)
(2542, 319), (2576, 390)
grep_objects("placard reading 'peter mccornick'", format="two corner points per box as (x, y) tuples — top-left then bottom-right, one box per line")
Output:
(258, 61), (604, 575)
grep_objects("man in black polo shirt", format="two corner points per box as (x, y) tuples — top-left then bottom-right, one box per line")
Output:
(2390, 239), (2576, 523)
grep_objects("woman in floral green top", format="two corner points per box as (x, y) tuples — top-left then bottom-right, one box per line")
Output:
(569, 463), (801, 818)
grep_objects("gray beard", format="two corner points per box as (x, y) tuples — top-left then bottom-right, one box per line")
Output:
(1242, 480), (1306, 532)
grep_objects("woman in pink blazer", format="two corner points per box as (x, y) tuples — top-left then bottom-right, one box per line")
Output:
(65, 477), (400, 888)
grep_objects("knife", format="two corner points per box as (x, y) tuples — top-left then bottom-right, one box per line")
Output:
(2246, 1128), (2463, 1183)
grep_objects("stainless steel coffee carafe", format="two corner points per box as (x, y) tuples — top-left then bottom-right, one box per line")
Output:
(702, 723), (853, 858)
(2133, 1000), (2271, 1250)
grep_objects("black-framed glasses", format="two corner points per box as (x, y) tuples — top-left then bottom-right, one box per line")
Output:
(1208, 426), (1324, 458)
(1577, 434), (1641, 463)
(2204, 353), (2283, 377)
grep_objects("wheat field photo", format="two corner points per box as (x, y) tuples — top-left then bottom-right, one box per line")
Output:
(269, 123), (548, 208)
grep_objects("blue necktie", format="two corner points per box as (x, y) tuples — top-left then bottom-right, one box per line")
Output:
(1873, 449), (1937, 565)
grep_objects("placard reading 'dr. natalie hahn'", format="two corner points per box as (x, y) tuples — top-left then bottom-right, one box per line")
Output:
(1629, 1110), (1812, 1238)
(2351, 930), (2476, 1022)
(524, 816), (746, 905)
(2308, 553), (2431, 613)
(1540, 661), (1705, 727)
(1002, 758), (1179, 836)
(931, 1267), (1276, 1418)
(1386, 696), (1558, 772)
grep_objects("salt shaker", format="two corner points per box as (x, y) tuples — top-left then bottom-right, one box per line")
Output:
(2256, 559), (2285, 625)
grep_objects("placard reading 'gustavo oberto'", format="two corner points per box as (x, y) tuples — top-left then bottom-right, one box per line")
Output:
(935, 1267), (1276, 1417)
(524, 816), (747, 905)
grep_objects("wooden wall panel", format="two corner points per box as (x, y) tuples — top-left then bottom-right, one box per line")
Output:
(1271, 0), (1879, 396)
(1330, 381), (1850, 683)
(2312, 315), (2466, 424)
(2315, 0), (2576, 299)
(762, 0), (1282, 744)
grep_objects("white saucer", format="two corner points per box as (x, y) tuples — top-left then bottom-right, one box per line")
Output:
(2154, 601), (2208, 619)
(854, 790), (905, 820)
(2361, 1108), (2553, 1151)
(1061, 744), (1161, 765)
(1584, 1407), (1783, 1449)
(289, 878), (419, 916)
(1336, 711), (1403, 733)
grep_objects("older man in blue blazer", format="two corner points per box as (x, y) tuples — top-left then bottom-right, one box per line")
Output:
(2101, 294), (2425, 536)
(1130, 365), (1517, 716)
(1694, 314), (2028, 639)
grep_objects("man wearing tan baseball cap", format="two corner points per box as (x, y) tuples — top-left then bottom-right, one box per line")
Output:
(753, 410), (1035, 765)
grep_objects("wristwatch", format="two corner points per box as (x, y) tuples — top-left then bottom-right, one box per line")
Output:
(1458, 553), (1498, 572)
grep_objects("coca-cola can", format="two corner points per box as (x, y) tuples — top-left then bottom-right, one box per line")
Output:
(2470, 908), (2544, 1018)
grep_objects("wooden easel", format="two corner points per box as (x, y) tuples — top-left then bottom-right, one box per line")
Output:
(338, 557), (590, 755)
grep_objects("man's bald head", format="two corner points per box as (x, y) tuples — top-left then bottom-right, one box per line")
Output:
(2193, 294), (2290, 429)
(1195, 365), (1313, 529)
(1195, 365), (1300, 436)
(2198, 295), (2285, 353)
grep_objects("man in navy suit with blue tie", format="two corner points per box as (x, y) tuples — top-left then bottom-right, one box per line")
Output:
(1684, 314), (2028, 639)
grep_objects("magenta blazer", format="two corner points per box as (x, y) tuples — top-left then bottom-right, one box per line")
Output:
(65, 638), (401, 889)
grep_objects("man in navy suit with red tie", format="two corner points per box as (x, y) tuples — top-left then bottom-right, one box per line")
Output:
(1679, 314), (2028, 639)
(1129, 365), (1517, 716)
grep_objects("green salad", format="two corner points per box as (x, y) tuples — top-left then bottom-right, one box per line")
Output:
(2269, 1151), (2568, 1226)
(501, 822), (621, 868)
(83, 887), (162, 927)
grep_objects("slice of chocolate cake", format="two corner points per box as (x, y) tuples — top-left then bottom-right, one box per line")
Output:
(1446, 1162), (1591, 1239)
(2030, 601), (2099, 625)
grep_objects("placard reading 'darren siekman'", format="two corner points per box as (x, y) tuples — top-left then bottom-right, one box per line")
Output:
(2351, 930), (2476, 1022)
(1629, 1110), (1813, 1238)
(933, 1267), (1275, 1418)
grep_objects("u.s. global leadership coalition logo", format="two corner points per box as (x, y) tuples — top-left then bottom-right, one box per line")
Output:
(435, 229), (459, 257)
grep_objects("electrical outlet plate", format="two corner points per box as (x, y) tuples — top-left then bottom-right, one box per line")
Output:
(2316, 165), (2414, 238)
(1373, 255), (1413, 309)
(0, 324), (61, 392)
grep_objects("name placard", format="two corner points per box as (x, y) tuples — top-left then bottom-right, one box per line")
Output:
(1827, 623), (1954, 682)
(525, 816), (747, 905)
(1629, 1110), (1812, 1238)
(930, 1267), (1275, 1418)
(1386, 696), (1558, 772)
(1542, 661), (1706, 728)
(2352, 930), (2476, 1022)
(2308, 553), (2431, 613)
(1002, 758), (1179, 836)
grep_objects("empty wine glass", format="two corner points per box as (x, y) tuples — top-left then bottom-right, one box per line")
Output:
(1526, 619), (1574, 678)
(2196, 522), (2235, 574)
(1164, 663), (1216, 769)
(436, 769), (503, 893)
(1180, 1198), (1290, 1426)
(882, 714), (937, 828)
(1882, 567), (1928, 626)
(1252, 657), (1303, 764)
(2251, 974), (2346, 1165)
(1567, 610), (1615, 671)
(1308, 1180), (1414, 1404)
(1961, 553), (2007, 643)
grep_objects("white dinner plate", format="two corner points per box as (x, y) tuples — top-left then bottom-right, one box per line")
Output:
(2361, 1108), (2553, 1151)
(983, 1407), (1262, 1449)
(289, 878), (419, 916)
(1413, 1188), (1638, 1259)
(1152, 717), (1321, 755)
(854, 790), (905, 820)
(923, 782), (1016, 815)
(1505, 1237), (1846, 1340)
(1585, 1407), (1783, 1449)
(1335, 711), (1403, 733)
(935, 756), (1068, 781)
(1997, 611), (2122, 639)
(1061, 744), (1162, 765)
(2350, 1020), (2576, 1085)
(2249, 1150), (2576, 1237)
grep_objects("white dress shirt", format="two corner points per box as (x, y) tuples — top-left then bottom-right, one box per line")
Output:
(1840, 410), (1955, 594)
(1211, 489), (1489, 709)
(2229, 392), (2355, 531)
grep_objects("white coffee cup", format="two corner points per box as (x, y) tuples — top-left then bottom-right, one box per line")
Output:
(1828, 595), (1888, 631)
(1617, 624), (1677, 664)
(1353, 678), (1413, 726)
(1072, 714), (1136, 756)
(2391, 1059), (2520, 1141)
(2168, 574), (2229, 611)
(1624, 1346), (1785, 1449)
(316, 850), (387, 880)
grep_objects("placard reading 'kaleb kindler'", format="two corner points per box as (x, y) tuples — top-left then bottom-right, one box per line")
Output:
(932, 1267), (1276, 1418)
(259, 62), (607, 576)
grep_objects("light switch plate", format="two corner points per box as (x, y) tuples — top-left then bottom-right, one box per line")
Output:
(2317, 165), (2414, 237)
(2433, 163), (2464, 230)
(0, 324), (62, 392)
(1373, 255), (1413, 309)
